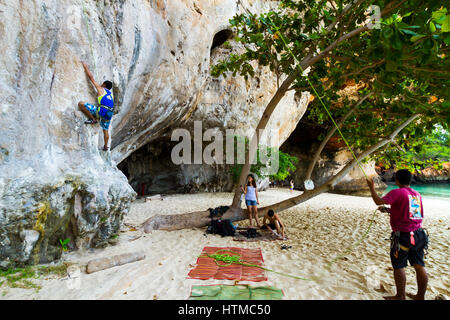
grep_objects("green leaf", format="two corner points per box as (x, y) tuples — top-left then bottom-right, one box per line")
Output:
(400, 28), (419, 36)
(429, 22), (436, 33)
(410, 34), (426, 42)
(442, 15), (450, 33)
(432, 9), (448, 23)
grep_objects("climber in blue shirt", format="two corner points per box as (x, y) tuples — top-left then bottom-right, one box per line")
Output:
(78, 61), (115, 151)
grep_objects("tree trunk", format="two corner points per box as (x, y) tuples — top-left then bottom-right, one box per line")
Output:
(230, 71), (301, 209)
(142, 2), (412, 232)
(229, 0), (403, 209)
(143, 114), (419, 232)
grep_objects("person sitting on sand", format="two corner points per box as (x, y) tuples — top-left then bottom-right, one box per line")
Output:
(366, 169), (428, 300)
(261, 209), (286, 240)
(78, 61), (115, 151)
(241, 174), (260, 228)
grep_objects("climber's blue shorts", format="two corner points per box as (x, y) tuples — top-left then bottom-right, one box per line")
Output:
(85, 103), (111, 131)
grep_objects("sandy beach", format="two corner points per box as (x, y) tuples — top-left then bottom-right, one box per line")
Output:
(1, 188), (449, 300)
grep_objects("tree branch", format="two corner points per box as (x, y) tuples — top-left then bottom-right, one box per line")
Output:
(229, 0), (411, 209)
(305, 92), (374, 181)
(143, 115), (421, 232)
(259, 113), (421, 214)
(326, 113), (421, 187)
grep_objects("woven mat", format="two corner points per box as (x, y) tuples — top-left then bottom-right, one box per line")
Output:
(187, 246), (267, 282)
(189, 284), (284, 300)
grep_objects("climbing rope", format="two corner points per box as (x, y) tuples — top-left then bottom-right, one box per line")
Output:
(81, 0), (97, 75)
(255, 15), (381, 267)
(262, 16), (384, 268)
(263, 15), (369, 179)
(326, 208), (379, 270)
(201, 249), (312, 281)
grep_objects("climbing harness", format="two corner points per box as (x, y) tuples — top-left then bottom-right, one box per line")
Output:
(390, 228), (430, 260)
(201, 249), (312, 281)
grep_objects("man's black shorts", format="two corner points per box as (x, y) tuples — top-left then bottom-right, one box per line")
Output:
(390, 228), (428, 269)
(261, 223), (277, 230)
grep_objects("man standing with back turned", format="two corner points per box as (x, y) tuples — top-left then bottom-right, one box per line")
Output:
(366, 169), (429, 300)
(78, 61), (115, 151)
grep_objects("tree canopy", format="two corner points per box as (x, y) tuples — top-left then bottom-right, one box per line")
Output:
(212, 0), (449, 178)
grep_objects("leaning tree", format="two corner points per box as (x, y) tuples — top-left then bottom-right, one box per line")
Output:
(143, 0), (449, 232)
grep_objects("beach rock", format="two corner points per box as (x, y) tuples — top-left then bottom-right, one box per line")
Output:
(377, 162), (450, 184)
(415, 163), (450, 183)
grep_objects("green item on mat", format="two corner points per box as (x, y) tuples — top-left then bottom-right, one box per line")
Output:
(189, 285), (284, 300)
(201, 249), (311, 281)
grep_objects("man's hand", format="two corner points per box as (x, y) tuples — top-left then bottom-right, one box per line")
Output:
(366, 176), (387, 206)
(81, 60), (101, 92)
(378, 206), (390, 214)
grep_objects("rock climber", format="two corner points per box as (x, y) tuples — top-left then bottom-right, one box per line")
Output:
(78, 61), (114, 151)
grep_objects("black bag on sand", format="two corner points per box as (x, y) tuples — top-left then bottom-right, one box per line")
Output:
(206, 219), (235, 237)
(245, 228), (260, 238)
(208, 206), (230, 218)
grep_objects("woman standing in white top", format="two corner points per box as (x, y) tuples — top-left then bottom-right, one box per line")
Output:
(241, 174), (260, 227)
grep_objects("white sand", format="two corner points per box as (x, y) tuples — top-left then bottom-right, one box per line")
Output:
(1, 189), (449, 300)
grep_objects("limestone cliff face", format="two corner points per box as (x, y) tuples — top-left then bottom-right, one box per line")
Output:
(120, 37), (310, 195)
(0, 0), (141, 268)
(0, 0), (309, 267)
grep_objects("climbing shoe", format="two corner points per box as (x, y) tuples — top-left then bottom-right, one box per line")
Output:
(84, 119), (98, 125)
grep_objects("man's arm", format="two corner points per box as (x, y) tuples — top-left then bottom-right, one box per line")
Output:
(274, 214), (285, 238)
(81, 61), (103, 95)
(275, 214), (284, 231)
(366, 178), (387, 205)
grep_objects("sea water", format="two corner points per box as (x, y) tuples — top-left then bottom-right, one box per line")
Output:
(383, 183), (450, 200)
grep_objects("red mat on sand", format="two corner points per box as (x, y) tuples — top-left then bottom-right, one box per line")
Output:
(187, 247), (267, 282)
